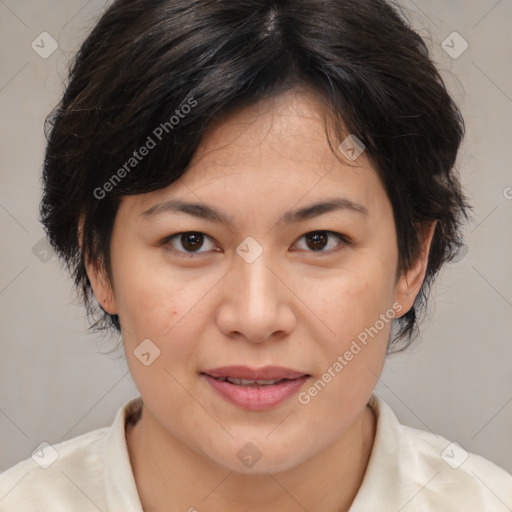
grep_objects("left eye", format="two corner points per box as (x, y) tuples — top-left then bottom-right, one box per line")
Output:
(293, 231), (347, 253)
(164, 230), (347, 256)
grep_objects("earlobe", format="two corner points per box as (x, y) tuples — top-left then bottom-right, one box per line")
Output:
(394, 221), (437, 317)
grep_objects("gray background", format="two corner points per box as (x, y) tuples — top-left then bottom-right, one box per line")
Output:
(1, 0), (511, 477)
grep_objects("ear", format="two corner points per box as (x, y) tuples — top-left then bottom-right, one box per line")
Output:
(394, 221), (437, 317)
(78, 217), (118, 315)
(86, 257), (118, 315)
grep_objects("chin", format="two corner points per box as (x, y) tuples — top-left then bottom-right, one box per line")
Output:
(207, 440), (307, 475)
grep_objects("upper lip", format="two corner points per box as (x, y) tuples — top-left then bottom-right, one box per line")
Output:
(201, 366), (309, 380)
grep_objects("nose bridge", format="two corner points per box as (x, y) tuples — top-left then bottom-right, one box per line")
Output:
(235, 243), (278, 314)
(217, 237), (295, 341)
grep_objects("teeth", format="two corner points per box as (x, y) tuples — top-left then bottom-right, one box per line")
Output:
(222, 377), (286, 386)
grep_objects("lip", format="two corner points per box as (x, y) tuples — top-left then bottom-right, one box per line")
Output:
(200, 366), (311, 411)
(201, 365), (308, 380)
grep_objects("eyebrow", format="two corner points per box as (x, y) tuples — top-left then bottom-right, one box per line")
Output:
(141, 197), (368, 225)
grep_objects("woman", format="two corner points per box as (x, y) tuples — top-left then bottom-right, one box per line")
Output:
(1, 0), (510, 510)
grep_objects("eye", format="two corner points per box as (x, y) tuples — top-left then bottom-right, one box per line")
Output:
(292, 231), (349, 254)
(163, 230), (350, 257)
(164, 231), (218, 256)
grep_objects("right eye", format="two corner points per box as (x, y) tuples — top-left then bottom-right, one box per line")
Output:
(163, 231), (220, 257)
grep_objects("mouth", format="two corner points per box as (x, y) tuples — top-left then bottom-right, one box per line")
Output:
(206, 376), (298, 386)
(200, 366), (311, 410)
(201, 365), (309, 381)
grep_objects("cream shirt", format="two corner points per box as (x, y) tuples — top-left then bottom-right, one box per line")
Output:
(1, 393), (511, 511)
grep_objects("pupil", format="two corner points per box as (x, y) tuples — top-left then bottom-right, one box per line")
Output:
(182, 232), (203, 251)
(180, 232), (328, 252)
(307, 232), (327, 251)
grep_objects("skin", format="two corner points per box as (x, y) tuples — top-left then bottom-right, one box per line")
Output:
(87, 87), (435, 512)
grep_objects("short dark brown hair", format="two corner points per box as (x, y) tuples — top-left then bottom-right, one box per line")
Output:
(41, 0), (469, 353)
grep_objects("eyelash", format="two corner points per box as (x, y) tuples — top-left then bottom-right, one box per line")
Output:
(162, 231), (351, 258)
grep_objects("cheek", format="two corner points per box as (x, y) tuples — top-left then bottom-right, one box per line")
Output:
(110, 247), (197, 334)
(297, 268), (394, 425)
(316, 256), (397, 339)
(301, 254), (397, 406)
(114, 272), (174, 337)
(111, 254), (222, 379)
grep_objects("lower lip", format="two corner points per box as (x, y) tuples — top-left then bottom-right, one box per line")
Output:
(202, 374), (310, 411)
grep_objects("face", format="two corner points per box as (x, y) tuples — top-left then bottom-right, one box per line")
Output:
(88, 87), (433, 474)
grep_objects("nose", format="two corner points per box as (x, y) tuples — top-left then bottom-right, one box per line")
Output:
(215, 247), (296, 343)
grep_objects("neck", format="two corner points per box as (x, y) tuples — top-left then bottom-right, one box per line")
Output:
(125, 404), (376, 512)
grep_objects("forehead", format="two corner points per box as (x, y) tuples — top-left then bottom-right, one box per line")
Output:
(188, 88), (347, 174)
(118, 88), (390, 220)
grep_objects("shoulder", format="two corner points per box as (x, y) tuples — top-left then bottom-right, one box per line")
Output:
(0, 426), (109, 511)
(400, 420), (512, 508)
(353, 394), (512, 512)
